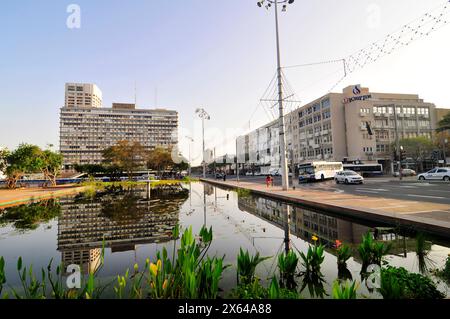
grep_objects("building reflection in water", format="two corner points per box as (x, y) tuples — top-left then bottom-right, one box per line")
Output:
(57, 187), (188, 274)
(237, 193), (413, 259)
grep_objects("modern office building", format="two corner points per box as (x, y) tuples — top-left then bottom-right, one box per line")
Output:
(60, 83), (179, 168)
(239, 84), (438, 174)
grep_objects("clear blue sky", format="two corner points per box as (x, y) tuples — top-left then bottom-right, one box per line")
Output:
(1, 0), (449, 164)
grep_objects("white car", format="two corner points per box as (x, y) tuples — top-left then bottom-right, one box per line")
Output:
(418, 168), (450, 181)
(335, 170), (364, 184)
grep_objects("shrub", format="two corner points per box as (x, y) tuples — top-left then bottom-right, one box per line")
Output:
(237, 249), (270, 285)
(332, 280), (358, 299)
(380, 266), (445, 299)
(358, 232), (391, 273)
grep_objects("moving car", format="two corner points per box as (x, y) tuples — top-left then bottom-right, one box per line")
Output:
(215, 173), (224, 179)
(393, 169), (416, 177)
(417, 168), (450, 181)
(335, 170), (364, 184)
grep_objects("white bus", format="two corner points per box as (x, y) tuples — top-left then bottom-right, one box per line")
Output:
(343, 163), (383, 177)
(298, 162), (343, 182)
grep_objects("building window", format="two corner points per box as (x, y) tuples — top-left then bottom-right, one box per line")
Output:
(321, 98), (330, 109)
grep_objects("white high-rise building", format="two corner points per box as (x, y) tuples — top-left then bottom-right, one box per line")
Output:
(60, 83), (178, 169)
(65, 83), (103, 108)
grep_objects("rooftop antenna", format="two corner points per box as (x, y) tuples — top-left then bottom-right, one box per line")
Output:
(134, 81), (137, 107)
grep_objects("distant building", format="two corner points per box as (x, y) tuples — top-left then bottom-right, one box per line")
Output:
(59, 83), (178, 168)
(239, 85), (438, 174)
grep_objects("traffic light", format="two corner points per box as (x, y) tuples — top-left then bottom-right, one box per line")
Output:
(400, 146), (406, 161)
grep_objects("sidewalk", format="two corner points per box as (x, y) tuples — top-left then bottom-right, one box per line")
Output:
(201, 178), (450, 240)
(0, 184), (86, 209)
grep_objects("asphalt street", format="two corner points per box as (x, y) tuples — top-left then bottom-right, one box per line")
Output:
(208, 175), (450, 205)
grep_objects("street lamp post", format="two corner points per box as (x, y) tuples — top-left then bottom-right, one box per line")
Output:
(196, 108), (210, 178)
(185, 136), (194, 176)
(257, 0), (294, 191)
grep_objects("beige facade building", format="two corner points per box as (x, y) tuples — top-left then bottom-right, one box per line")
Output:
(65, 83), (103, 108)
(239, 84), (438, 173)
(60, 83), (178, 168)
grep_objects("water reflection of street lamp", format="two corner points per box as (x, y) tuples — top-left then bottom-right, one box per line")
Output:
(196, 108), (211, 178)
(185, 136), (194, 176)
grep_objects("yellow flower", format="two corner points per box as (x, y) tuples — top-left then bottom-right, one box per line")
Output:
(150, 263), (158, 276)
(134, 263), (139, 272)
(312, 235), (319, 242)
(163, 279), (168, 290)
(157, 259), (162, 270)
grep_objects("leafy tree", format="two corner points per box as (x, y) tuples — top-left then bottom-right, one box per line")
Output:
(147, 147), (174, 177)
(102, 140), (147, 180)
(437, 111), (450, 132)
(39, 149), (63, 187)
(0, 148), (9, 176)
(5, 144), (42, 189)
(396, 137), (434, 172)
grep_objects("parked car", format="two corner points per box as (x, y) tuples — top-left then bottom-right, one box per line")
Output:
(215, 173), (224, 179)
(335, 170), (364, 184)
(393, 169), (416, 177)
(418, 168), (450, 181)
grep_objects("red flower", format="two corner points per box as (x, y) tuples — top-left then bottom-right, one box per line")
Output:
(335, 240), (342, 248)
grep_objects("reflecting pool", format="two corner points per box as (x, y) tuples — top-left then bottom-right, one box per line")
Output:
(0, 182), (449, 298)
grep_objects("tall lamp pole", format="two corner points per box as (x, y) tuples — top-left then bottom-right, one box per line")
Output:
(196, 108), (210, 178)
(185, 136), (194, 176)
(257, 0), (294, 191)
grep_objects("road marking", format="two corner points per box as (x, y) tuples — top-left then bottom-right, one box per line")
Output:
(398, 185), (417, 189)
(407, 194), (446, 200)
(356, 189), (380, 194)
(357, 188), (389, 192)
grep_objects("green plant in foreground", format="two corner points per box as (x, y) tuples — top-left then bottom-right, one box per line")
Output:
(299, 244), (325, 276)
(277, 250), (299, 289)
(358, 232), (391, 274)
(231, 277), (299, 299)
(278, 250), (299, 277)
(332, 280), (359, 299)
(415, 232), (435, 275)
(237, 249), (271, 286)
(434, 256), (450, 283)
(298, 243), (327, 298)
(380, 266), (445, 299)
(335, 240), (352, 267)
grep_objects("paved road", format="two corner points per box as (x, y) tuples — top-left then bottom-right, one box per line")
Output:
(208, 175), (450, 205)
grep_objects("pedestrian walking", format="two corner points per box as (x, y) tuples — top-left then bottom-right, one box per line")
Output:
(223, 173), (227, 181)
(266, 175), (271, 188)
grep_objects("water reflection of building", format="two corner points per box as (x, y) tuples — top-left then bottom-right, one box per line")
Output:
(238, 195), (370, 246)
(61, 248), (102, 274)
(57, 188), (188, 273)
(237, 195), (415, 257)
